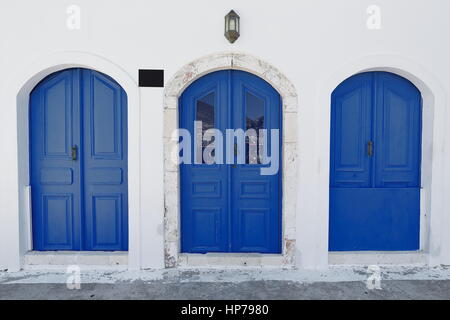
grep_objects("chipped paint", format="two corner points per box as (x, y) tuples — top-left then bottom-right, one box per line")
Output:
(2, 265), (450, 285)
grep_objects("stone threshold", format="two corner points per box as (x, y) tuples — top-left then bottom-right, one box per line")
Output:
(24, 251), (128, 267)
(329, 251), (427, 265)
(178, 253), (289, 268)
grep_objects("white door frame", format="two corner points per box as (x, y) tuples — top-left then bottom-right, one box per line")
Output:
(163, 52), (299, 267)
(1, 51), (141, 271)
(305, 54), (449, 267)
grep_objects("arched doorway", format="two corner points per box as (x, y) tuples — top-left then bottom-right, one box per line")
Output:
(329, 71), (422, 251)
(179, 70), (282, 253)
(30, 68), (128, 251)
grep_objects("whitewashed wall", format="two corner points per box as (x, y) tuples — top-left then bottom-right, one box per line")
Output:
(0, 0), (449, 271)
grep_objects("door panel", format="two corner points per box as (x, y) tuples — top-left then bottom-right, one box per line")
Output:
(31, 69), (82, 250)
(374, 72), (422, 188)
(180, 70), (281, 253)
(330, 73), (372, 188)
(82, 69), (128, 250)
(30, 68), (128, 251)
(329, 71), (421, 251)
(42, 195), (74, 247)
(180, 71), (229, 252)
(230, 71), (281, 253)
(329, 188), (420, 251)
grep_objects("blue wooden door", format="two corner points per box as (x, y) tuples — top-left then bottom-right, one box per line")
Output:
(180, 70), (282, 253)
(30, 68), (128, 251)
(329, 72), (422, 251)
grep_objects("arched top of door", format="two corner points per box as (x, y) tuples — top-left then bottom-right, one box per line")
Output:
(164, 52), (298, 113)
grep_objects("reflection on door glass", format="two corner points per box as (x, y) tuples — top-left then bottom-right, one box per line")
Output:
(246, 92), (265, 164)
(196, 92), (215, 163)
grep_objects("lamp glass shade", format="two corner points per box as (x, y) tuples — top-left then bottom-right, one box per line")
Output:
(224, 10), (240, 43)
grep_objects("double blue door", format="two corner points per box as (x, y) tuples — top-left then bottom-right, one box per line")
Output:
(330, 72), (422, 251)
(30, 68), (128, 251)
(180, 70), (282, 253)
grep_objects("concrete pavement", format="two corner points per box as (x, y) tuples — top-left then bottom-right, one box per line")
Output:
(1, 265), (449, 299)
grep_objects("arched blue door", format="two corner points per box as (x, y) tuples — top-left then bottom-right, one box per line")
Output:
(180, 70), (282, 253)
(30, 68), (128, 251)
(329, 71), (422, 251)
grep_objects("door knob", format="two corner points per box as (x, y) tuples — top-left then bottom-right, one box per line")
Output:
(71, 145), (78, 160)
(367, 141), (374, 157)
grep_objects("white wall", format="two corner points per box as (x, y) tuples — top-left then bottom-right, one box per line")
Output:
(0, 0), (449, 270)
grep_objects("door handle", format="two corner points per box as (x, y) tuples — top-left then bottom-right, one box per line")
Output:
(71, 145), (78, 161)
(367, 141), (374, 157)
